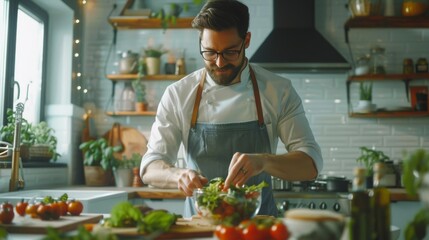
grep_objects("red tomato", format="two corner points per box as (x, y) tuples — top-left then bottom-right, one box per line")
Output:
(25, 203), (39, 218)
(57, 201), (68, 216)
(0, 202), (15, 224)
(15, 199), (28, 216)
(214, 225), (242, 240)
(49, 202), (61, 220)
(270, 221), (289, 240)
(37, 203), (52, 220)
(67, 200), (83, 216)
(242, 222), (266, 240)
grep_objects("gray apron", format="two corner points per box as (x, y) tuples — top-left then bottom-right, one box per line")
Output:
(183, 67), (277, 218)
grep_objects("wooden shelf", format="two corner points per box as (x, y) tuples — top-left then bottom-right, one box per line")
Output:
(348, 73), (429, 81)
(106, 111), (156, 116)
(345, 16), (429, 29)
(350, 111), (429, 118)
(106, 74), (185, 81)
(108, 17), (194, 30)
(344, 16), (429, 43)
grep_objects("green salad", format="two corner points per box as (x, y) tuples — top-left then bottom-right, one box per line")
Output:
(194, 178), (267, 226)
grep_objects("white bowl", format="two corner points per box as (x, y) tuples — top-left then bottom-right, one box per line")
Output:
(283, 209), (345, 240)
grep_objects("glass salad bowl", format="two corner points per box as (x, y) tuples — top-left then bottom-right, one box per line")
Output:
(193, 178), (266, 226)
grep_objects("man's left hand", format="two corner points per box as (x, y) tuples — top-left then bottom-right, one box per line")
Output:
(223, 152), (265, 190)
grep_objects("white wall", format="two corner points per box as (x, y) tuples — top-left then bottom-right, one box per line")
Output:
(82, 0), (429, 179)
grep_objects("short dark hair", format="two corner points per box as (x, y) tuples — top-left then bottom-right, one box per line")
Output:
(192, 0), (249, 40)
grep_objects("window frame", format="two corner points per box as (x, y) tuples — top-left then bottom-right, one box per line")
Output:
(2, 0), (48, 125)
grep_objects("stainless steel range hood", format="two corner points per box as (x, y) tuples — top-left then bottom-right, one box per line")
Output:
(250, 0), (350, 72)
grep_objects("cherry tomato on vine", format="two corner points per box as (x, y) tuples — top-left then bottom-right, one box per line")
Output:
(25, 203), (39, 218)
(49, 202), (61, 220)
(15, 199), (28, 216)
(37, 203), (52, 220)
(57, 201), (68, 216)
(67, 200), (83, 216)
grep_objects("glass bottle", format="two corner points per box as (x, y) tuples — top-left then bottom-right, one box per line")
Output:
(370, 46), (386, 74)
(372, 162), (391, 240)
(120, 82), (135, 111)
(349, 167), (375, 240)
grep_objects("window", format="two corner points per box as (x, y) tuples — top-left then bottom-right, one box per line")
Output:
(0, 0), (48, 126)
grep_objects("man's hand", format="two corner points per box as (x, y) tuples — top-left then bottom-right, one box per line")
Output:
(178, 169), (209, 196)
(223, 152), (265, 191)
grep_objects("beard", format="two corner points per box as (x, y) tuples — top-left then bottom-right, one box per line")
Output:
(205, 56), (246, 86)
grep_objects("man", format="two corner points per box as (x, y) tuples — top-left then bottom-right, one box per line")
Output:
(140, 0), (322, 217)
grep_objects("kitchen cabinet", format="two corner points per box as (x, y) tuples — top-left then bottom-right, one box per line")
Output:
(344, 16), (429, 118)
(106, 0), (194, 116)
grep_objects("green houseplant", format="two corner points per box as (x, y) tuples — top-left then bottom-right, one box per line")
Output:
(113, 153), (142, 187)
(143, 45), (167, 75)
(356, 146), (389, 174)
(0, 108), (60, 162)
(402, 149), (429, 240)
(356, 146), (389, 187)
(356, 82), (375, 113)
(79, 138), (122, 186)
(359, 82), (373, 101)
(132, 59), (147, 112)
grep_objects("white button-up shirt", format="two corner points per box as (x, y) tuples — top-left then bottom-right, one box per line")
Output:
(141, 62), (323, 173)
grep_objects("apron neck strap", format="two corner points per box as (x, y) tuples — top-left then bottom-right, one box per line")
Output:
(191, 71), (206, 128)
(190, 66), (265, 128)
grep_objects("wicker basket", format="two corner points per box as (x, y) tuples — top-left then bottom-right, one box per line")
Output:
(20, 144), (53, 162)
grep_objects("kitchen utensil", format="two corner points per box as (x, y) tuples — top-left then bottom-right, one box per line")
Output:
(119, 50), (139, 74)
(319, 175), (350, 192)
(0, 214), (103, 234)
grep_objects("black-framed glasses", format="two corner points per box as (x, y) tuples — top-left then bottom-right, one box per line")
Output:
(199, 40), (245, 62)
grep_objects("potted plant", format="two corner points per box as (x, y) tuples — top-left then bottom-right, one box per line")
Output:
(113, 153), (142, 187)
(79, 138), (122, 186)
(402, 149), (429, 240)
(132, 59), (148, 112)
(356, 146), (390, 187)
(356, 82), (375, 113)
(0, 108), (60, 162)
(143, 45), (167, 75)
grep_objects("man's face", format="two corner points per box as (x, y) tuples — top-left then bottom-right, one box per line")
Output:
(200, 28), (248, 85)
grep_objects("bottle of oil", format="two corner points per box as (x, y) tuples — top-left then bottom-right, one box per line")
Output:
(372, 162), (391, 240)
(349, 167), (375, 240)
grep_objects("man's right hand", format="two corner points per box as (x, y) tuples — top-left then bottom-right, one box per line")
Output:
(177, 169), (208, 196)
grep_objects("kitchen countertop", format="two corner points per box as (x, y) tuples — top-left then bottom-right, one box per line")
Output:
(56, 185), (418, 202)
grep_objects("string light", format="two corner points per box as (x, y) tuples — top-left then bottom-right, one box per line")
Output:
(72, 0), (87, 104)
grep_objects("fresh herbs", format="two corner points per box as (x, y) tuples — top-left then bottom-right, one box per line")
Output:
(102, 201), (178, 235)
(356, 146), (389, 175)
(405, 208), (429, 240)
(402, 149), (429, 196)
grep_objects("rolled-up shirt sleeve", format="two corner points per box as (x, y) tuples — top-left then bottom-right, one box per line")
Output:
(277, 83), (323, 173)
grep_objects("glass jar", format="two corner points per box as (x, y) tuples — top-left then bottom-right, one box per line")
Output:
(370, 46), (386, 74)
(403, 58), (414, 74)
(355, 55), (370, 75)
(402, 0), (429, 16)
(415, 57), (428, 73)
(348, 0), (382, 17)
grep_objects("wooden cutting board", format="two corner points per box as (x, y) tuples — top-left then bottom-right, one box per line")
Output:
(0, 214), (103, 234)
(106, 216), (216, 239)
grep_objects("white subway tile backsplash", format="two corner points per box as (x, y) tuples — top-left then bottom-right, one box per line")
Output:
(81, 0), (429, 179)
(384, 136), (420, 147)
(350, 136), (384, 147)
